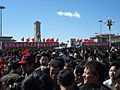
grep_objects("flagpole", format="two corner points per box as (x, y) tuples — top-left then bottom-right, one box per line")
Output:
(99, 20), (103, 43)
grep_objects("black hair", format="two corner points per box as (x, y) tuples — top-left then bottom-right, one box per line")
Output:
(8, 58), (21, 70)
(113, 69), (120, 81)
(57, 69), (75, 87)
(49, 57), (64, 71)
(109, 62), (120, 70)
(41, 51), (49, 57)
(74, 64), (84, 76)
(22, 68), (53, 90)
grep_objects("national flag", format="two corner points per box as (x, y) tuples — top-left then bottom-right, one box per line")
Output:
(21, 37), (24, 42)
(89, 39), (94, 42)
(76, 39), (79, 43)
(79, 39), (82, 42)
(84, 39), (89, 42)
(91, 39), (94, 42)
(26, 38), (30, 42)
(31, 38), (35, 42)
(50, 38), (54, 42)
(56, 38), (59, 42)
(46, 38), (50, 42)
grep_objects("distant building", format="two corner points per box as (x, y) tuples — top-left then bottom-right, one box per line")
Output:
(67, 38), (76, 47)
(0, 36), (15, 42)
(90, 34), (120, 46)
(34, 21), (41, 42)
(0, 36), (16, 48)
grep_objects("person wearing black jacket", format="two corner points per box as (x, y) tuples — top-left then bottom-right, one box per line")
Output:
(21, 68), (53, 90)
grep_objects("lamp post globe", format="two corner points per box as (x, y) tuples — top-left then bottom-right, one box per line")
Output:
(105, 18), (115, 48)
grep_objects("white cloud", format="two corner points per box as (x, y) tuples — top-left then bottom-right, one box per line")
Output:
(57, 11), (80, 19)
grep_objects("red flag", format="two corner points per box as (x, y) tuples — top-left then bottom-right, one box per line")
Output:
(79, 39), (82, 42)
(26, 38), (30, 42)
(88, 39), (94, 42)
(46, 38), (50, 42)
(76, 39), (79, 43)
(50, 38), (54, 42)
(31, 38), (35, 42)
(84, 39), (89, 42)
(21, 37), (24, 42)
(56, 38), (58, 42)
(91, 39), (94, 42)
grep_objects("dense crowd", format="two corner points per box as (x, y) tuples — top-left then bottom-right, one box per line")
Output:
(0, 46), (120, 90)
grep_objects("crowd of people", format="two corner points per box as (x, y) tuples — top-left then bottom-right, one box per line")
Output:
(0, 46), (120, 90)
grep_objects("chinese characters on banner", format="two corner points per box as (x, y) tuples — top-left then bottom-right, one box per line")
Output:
(2, 42), (59, 49)
(82, 42), (108, 46)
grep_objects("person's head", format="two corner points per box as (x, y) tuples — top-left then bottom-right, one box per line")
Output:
(51, 51), (58, 59)
(35, 54), (41, 61)
(18, 54), (34, 75)
(87, 53), (96, 62)
(57, 69), (75, 88)
(109, 62), (120, 80)
(74, 65), (84, 84)
(0, 57), (5, 70)
(9, 59), (22, 75)
(82, 61), (106, 84)
(113, 69), (120, 90)
(109, 53), (117, 62)
(64, 60), (76, 71)
(39, 52), (49, 66)
(74, 52), (80, 59)
(99, 51), (109, 63)
(49, 57), (64, 82)
(22, 69), (53, 90)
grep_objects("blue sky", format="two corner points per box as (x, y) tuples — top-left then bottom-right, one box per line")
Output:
(0, 0), (120, 43)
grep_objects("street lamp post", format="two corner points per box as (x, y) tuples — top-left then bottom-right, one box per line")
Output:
(99, 20), (103, 43)
(105, 18), (115, 48)
(0, 5), (5, 37)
